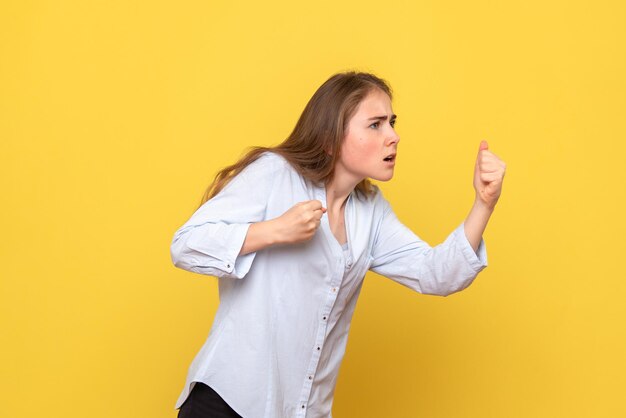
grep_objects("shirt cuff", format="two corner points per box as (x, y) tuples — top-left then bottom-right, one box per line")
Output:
(227, 223), (256, 279)
(185, 222), (257, 279)
(454, 222), (488, 272)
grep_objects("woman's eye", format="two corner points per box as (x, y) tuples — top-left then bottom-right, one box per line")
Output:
(390, 120), (396, 127)
(369, 122), (379, 129)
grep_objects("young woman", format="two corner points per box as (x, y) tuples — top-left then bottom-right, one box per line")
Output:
(171, 71), (506, 418)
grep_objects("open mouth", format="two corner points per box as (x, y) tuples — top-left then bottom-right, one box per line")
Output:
(383, 154), (396, 162)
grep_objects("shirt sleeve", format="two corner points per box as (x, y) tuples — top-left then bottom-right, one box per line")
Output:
(170, 153), (280, 279)
(369, 192), (488, 296)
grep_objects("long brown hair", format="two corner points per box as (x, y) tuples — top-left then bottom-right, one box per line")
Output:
(199, 71), (393, 207)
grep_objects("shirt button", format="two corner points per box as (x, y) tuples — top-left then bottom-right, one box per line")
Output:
(323, 316), (327, 320)
(308, 375), (312, 380)
(332, 287), (337, 292)
(226, 263), (231, 268)
(317, 346), (321, 350)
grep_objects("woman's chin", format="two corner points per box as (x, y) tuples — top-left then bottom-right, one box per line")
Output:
(371, 170), (395, 182)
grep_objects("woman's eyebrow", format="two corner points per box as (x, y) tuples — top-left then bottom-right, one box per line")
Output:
(366, 114), (397, 121)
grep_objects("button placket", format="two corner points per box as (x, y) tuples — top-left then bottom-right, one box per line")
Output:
(298, 257), (343, 414)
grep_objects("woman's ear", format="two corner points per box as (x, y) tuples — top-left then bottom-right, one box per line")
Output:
(324, 140), (334, 156)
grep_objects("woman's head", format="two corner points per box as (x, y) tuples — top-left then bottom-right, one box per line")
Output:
(200, 71), (393, 205)
(277, 71), (394, 188)
(334, 87), (399, 185)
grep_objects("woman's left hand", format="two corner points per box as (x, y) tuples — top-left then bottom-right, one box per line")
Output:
(473, 140), (506, 210)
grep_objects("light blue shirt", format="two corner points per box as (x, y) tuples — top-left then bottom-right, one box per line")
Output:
(171, 152), (488, 418)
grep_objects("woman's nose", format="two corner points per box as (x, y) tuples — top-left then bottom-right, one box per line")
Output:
(387, 128), (400, 145)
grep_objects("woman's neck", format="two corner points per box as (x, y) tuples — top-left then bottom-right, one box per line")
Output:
(325, 176), (358, 212)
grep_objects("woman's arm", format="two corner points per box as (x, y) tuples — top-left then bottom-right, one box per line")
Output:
(465, 140), (506, 252)
(239, 201), (326, 255)
(369, 199), (488, 296)
(368, 141), (505, 296)
(170, 154), (279, 279)
(171, 152), (328, 277)
(464, 200), (494, 253)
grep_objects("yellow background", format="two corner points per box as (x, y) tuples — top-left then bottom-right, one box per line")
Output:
(2, 0), (625, 417)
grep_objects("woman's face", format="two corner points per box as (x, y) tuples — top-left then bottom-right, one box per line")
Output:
(335, 88), (400, 184)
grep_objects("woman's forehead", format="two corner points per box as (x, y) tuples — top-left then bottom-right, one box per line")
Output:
(355, 90), (393, 117)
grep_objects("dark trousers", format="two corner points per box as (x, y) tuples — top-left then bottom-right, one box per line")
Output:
(177, 382), (242, 418)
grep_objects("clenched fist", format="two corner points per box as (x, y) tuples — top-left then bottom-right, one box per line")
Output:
(473, 140), (506, 210)
(272, 200), (327, 244)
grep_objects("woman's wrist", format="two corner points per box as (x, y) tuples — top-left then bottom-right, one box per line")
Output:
(463, 197), (495, 252)
(263, 219), (283, 246)
(473, 195), (497, 212)
(240, 220), (281, 255)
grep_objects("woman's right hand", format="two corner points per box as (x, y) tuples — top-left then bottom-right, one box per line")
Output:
(271, 200), (327, 244)
(239, 200), (326, 255)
